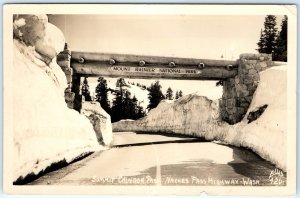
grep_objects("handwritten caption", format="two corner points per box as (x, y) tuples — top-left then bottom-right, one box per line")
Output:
(91, 175), (262, 186)
(269, 168), (285, 185)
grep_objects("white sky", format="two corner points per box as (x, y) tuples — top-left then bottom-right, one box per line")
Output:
(49, 15), (283, 60)
(49, 15), (283, 99)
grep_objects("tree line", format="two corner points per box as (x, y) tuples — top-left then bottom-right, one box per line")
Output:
(145, 81), (183, 110)
(82, 78), (183, 122)
(94, 77), (145, 122)
(215, 15), (287, 88)
(257, 15), (287, 61)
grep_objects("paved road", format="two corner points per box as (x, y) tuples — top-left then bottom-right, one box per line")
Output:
(30, 132), (286, 186)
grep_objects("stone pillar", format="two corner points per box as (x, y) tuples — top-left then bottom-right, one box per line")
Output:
(220, 77), (238, 124)
(221, 53), (273, 124)
(57, 43), (75, 109)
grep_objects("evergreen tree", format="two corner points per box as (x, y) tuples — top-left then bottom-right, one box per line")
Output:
(111, 82), (145, 122)
(273, 15), (287, 62)
(131, 95), (139, 119)
(131, 96), (146, 120)
(116, 78), (127, 87)
(147, 81), (165, 110)
(123, 90), (135, 119)
(178, 90), (183, 98)
(111, 87), (124, 122)
(95, 77), (110, 114)
(136, 104), (145, 119)
(111, 78), (125, 122)
(81, 77), (92, 101)
(165, 87), (174, 100)
(175, 91), (179, 99)
(257, 29), (265, 53)
(257, 15), (278, 54)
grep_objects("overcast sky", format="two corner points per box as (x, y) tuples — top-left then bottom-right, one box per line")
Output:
(49, 15), (283, 60)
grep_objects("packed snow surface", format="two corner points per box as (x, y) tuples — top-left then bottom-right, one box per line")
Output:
(12, 15), (102, 182)
(113, 66), (287, 171)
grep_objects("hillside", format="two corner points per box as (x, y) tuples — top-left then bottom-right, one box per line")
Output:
(88, 77), (223, 111)
(88, 78), (150, 111)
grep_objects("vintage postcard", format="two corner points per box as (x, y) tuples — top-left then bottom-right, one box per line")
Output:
(3, 4), (297, 195)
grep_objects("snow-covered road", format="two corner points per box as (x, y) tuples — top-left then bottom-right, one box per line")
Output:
(29, 132), (285, 186)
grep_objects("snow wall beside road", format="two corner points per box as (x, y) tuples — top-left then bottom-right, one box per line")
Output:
(11, 15), (108, 183)
(113, 94), (223, 136)
(81, 102), (113, 146)
(113, 66), (287, 171)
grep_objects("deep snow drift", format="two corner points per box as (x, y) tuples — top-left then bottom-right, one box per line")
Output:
(11, 15), (104, 182)
(225, 66), (287, 171)
(113, 66), (287, 171)
(113, 93), (221, 136)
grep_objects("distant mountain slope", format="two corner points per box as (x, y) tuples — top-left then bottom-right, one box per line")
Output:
(87, 77), (222, 111)
(88, 78), (150, 111)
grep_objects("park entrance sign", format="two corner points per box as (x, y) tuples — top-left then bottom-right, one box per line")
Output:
(57, 44), (276, 124)
(70, 51), (238, 80)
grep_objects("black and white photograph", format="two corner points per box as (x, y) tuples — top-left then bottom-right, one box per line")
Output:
(3, 4), (297, 195)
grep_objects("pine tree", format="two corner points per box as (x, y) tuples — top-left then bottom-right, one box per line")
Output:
(111, 78), (125, 122)
(81, 77), (92, 101)
(111, 87), (124, 122)
(273, 15), (287, 62)
(131, 95), (138, 119)
(136, 101), (145, 119)
(178, 90), (183, 98)
(116, 78), (127, 87)
(95, 77), (110, 114)
(123, 90), (137, 120)
(257, 29), (266, 53)
(175, 91), (179, 99)
(165, 87), (173, 100)
(257, 15), (278, 54)
(147, 81), (165, 110)
(111, 84), (145, 122)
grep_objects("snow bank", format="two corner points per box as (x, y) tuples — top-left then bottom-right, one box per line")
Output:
(12, 15), (101, 182)
(113, 66), (287, 170)
(225, 66), (287, 170)
(81, 102), (113, 146)
(113, 94), (224, 138)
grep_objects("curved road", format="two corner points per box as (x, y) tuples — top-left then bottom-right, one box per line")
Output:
(30, 132), (286, 186)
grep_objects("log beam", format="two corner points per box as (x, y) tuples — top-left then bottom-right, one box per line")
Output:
(71, 51), (238, 67)
(72, 63), (238, 80)
(71, 52), (238, 80)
